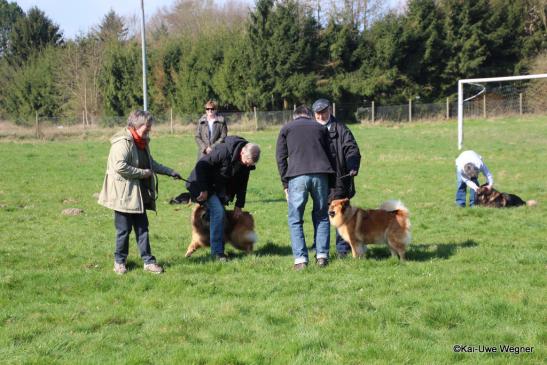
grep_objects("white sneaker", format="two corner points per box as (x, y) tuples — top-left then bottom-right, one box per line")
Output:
(143, 263), (163, 274)
(114, 262), (127, 275)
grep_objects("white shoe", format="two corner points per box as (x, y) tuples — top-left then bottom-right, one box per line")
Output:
(114, 262), (127, 275)
(143, 263), (163, 274)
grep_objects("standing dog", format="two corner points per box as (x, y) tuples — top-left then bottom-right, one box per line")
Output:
(185, 203), (257, 257)
(476, 184), (537, 208)
(328, 198), (411, 260)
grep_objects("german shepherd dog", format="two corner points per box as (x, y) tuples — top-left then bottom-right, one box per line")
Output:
(328, 198), (411, 260)
(185, 203), (257, 257)
(476, 184), (537, 208)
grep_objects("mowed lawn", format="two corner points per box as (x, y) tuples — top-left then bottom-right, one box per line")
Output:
(0, 116), (545, 364)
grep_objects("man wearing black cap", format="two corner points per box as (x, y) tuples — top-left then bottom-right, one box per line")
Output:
(312, 98), (361, 258)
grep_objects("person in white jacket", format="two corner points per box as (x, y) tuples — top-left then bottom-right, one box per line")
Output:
(455, 150), (494, 207)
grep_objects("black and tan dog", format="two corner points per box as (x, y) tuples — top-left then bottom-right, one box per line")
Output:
(328, 198), (411, 260)
(185, 203), (257, 257)
(476, 184), (537, 208)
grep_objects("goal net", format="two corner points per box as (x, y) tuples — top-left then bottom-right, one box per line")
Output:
(457, 74), (547, 149)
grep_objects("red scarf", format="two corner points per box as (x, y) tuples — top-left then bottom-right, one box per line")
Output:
(129, 128), (147, 150)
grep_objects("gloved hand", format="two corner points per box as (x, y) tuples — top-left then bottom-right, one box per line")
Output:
(171, 171), (182, 180)
(142, 169), (153, 178)
(349, 170), (358, 177)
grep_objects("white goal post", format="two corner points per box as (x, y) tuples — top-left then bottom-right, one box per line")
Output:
(458, 73), (547, 150)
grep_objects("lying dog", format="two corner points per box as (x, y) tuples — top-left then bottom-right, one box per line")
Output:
(185, 203), (257, 257)
(328, 198), (411, 260)
(476, 184), (537, 208)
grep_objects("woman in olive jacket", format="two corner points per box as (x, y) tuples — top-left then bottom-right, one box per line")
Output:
(98, 110), (181, 275)
(195, 100), (228, 159)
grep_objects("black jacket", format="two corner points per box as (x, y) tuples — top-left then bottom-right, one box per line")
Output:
(326, 116), (361, 199)
(276, 116), (335, 189)
(186, 136), (255, 208)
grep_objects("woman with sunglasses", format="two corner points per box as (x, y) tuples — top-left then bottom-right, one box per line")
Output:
(195, 100), (228, 159)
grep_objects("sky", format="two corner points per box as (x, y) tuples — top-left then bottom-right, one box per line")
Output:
(15, 0), (182, 39)
(15, 0), (406, 40)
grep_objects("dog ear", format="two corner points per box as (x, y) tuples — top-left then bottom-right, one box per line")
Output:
(341, 198), (350, 212)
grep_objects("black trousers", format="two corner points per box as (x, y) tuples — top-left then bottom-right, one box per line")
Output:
(114, 211), (156, 264)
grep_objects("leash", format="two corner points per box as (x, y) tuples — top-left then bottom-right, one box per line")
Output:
(337, 172), (353, 180)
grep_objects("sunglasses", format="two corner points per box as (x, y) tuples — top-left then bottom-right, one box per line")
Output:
(206, 108), (215, 111)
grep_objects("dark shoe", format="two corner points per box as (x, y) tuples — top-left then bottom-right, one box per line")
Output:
(316, 258), (329, 267)
(293, 262), (307, 271)
(169, 192), (191, 205)
(213, 253), (228, 262)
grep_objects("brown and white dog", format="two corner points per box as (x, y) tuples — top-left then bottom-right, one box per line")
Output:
(185, 203), (257, 257)
(476, 184), (537, 208)
(328, 198), (411, 260)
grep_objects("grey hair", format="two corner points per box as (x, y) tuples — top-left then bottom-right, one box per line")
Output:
(242, 143), (261, 163)
(127, 110), (155, 129)
(293, 105), (312, 119)
(463, 163), (479, 178)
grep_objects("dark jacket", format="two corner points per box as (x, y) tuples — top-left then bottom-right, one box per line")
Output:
(186, 136), (254, 208)
(195, 114), (228, 159)
(326, 116), (361, 199)
(276, 116), (335, 189)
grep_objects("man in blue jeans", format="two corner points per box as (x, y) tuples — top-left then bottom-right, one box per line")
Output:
(312, 98), (361, 258)
(276, 105), (335, 270)
(455, 150), (494, 207)
(186, 136), (261, 261)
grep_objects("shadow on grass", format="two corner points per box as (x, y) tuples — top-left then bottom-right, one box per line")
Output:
(254, 241), (292, 256)
(366, 239), (478, 261)
(246, 198), (286, 203)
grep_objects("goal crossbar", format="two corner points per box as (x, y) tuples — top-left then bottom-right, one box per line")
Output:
(457, 73), (547, 150)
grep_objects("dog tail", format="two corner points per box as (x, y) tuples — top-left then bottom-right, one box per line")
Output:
(527, 200), (537, 207)
(380, 200), (411, 245)
(379, 200), (408, 214)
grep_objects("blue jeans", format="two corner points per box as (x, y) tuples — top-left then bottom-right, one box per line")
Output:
(455, 169), (479, 207)
(311, 214), (351, 255)
(288, 174), (330, 264)
(207, 194), (225, 256)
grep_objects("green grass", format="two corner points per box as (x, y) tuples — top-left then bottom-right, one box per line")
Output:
(0, 116), (545, 364)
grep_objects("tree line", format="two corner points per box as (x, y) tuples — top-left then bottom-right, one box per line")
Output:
(0, 0), (545, 124)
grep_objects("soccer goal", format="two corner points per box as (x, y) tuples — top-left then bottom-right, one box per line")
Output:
(457, 73), (547, 150)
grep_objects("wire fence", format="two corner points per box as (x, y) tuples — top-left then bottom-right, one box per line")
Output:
(3, 83), (546, 137)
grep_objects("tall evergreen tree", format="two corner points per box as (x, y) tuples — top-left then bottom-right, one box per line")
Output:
(99, 42), (142, 116)
(441, 0), (490, 95)
(8, 7), (63, 66)
(2, 46), (62, 120)
(399, 0), (446, 101)
(247, 0), (319, 109)
(0, 0), (23, 57)
(95, 9), (128, 43)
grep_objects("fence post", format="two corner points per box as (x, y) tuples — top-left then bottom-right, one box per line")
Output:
(170, 108), (174, 134)
(332, 103), (336, 117)
(483, 94), (486, 118)
(35, 111), (39, 138)
(446, 97), (450, 119)
(408, 99), (412, 122)
(253, 106), (258, 131)
(519, 93), (523, 115)
(372, 101), (375, 123)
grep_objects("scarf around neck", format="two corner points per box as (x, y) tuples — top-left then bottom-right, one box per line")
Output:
(129, 128), (147, 150)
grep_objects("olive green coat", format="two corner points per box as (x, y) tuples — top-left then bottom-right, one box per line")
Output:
(98, 128), (174, 213)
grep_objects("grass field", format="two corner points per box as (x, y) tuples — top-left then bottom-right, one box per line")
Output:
(0, 116), (545, 364)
